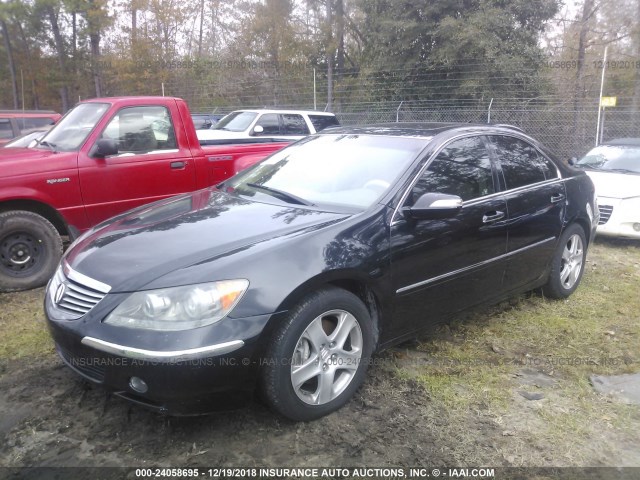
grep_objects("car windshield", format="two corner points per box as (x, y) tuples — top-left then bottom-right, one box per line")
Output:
(213, 111), (258, 132)
(576, 145), (640, 174)
(223, 134), (426, 210)
(37, 103), (110, 152)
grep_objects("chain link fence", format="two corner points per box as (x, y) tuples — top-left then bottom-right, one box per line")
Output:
(109, 65), (640, 160)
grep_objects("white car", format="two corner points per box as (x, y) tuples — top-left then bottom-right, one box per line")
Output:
(574, 138), (640, 239)
(196, 109), (339, 143)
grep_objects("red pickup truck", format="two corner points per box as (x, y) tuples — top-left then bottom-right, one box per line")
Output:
(0, 96), (290, 291)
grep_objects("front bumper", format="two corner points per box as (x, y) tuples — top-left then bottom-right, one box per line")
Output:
(45, 290), (278, 415)
(597, 197), (640, 239)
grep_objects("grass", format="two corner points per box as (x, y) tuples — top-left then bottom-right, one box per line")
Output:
(387, 238), (640, 465)
(0, 287), (53, 361)
(0, 238), (638, 465)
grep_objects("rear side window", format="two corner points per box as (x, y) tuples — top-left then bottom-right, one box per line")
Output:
(16, 117), (57, 132)
(0, 119), (14, 139)
(411, 136), (495, 202)
(489, 136), (557, 190)
(255, 113), (280, 135)
(280, 114), (309, 135)
(309, 115), (339, 132)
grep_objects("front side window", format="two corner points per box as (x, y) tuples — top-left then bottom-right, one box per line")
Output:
(101, 106), (176, 153)
(254, 113), (280, 135)
(410, 136), (495, 203)
(489, 136), (556, 189)
(38, 103), (109, 152)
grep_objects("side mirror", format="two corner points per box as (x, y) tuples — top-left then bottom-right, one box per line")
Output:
(404, 193), (462, 220)
(252, 125), (264, 135)
(91, 138), (118, 158)
(568, 157), (578, 166)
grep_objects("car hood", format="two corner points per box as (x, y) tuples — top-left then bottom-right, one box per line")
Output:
(65, 189), (349, 292)
(0, 147), (72, 177)
(585, 171), (640, 199)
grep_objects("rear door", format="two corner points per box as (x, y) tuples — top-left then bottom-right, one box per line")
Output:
(79, 104), (196, 224)
(390, 135), (508, 335)
(487, 135), (565, 289)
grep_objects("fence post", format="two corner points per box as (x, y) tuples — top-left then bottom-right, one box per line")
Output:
(595, 45), (608, 146)
(396, 101), (404, 122)
(487, 98), (494, 124)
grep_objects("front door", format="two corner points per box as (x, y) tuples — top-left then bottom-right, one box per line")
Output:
(79, 105), (196, 224)
(390, 135), (508, 336)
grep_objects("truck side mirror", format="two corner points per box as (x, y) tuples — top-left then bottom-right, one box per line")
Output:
(91, 138), (119, 158)
(252, 125), (264, 135)
(568, 157), (578, 166)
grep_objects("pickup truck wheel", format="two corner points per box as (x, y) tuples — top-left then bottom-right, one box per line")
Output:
(0, 211), (63, 292)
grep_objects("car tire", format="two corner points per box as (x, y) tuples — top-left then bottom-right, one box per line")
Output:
(543, 223), (587, 299)
(260, 287), (374, 421)
(0, 210), (63, 292)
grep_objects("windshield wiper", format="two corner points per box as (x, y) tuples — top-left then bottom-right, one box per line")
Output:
(37, 140), (58, 152)
(247, 183), (315, 206)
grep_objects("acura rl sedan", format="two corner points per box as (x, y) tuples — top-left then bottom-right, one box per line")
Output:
(45, 124), (598, 421)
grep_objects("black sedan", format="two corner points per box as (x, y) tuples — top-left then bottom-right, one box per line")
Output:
(45, 124), (597, 421)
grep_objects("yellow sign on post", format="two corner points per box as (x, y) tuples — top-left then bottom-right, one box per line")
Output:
(600, 96), (617, 107)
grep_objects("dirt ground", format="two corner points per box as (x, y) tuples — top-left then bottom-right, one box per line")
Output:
(0, 353), (459, 468)
(1, 240), (639, 470)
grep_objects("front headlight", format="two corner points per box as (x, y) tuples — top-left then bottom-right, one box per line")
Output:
(104, 280), (249, 331)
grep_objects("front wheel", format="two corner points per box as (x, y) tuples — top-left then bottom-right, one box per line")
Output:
(261, 287), (374, 421)
(0, 211), (63, 292)
(543, 223), (587, 299)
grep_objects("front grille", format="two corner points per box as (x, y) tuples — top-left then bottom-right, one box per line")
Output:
(598, 205), (613, 225)
(57, 344), (105, 383)
(49, 263), (111, 319)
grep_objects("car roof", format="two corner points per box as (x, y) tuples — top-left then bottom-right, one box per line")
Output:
(317, 122), (526, 138)
(602, 138), (640, 147)
(232, 109), (336, 116)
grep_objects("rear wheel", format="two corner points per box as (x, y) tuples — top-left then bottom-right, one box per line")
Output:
(261, 287), (374, 421)
(0, 211), (63, 292)
(543, 223), (586, 299)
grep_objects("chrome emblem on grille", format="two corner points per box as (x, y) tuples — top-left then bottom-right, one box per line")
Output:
(54, 283), (66, 304)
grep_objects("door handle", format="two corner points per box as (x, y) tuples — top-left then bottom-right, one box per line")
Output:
(170, 161), (186, 169)
(551, 193), (566, 203)
(482, 211), (505, 223)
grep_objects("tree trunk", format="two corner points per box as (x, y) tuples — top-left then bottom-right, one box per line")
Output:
(632, 0), (640, 117)
(1, 19), (19, 109)
(326, 0), (333, 111)
(90, 30), (102, 97)
(17, 20), (39, 109)
(46, 5), (69, 112)
(198, 0), (204, 56)
(336, 0), (344, 75)
(131, 1), (137, 44)
(571, 0), (596, 151)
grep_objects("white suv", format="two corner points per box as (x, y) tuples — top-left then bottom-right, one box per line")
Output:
(196, 109), (339, 143)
